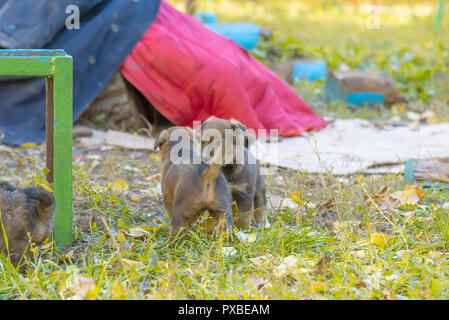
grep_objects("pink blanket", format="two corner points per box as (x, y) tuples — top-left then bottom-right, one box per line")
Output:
(120, 0), (327, 137)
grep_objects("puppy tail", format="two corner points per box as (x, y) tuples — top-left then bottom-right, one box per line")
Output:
(201, 145), (222, 181)
(201, 163), (221, 181)
(23, 187), (55, 218)
(201, 163), (221, 204)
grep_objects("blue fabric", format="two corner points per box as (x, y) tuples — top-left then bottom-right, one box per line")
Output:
(204, 22), (260, 50)
(0, 0), (161, 145)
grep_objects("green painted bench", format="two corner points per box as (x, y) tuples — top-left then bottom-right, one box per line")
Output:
(0, 49), (73, 247)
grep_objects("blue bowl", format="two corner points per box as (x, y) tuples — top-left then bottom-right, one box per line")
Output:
(204, 22), (261, 50)
(292, 60), (327, 82)
(194, 12), (218, 24)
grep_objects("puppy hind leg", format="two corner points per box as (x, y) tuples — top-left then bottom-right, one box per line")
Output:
(253, 208), (266, 227)
(168, 212), (185, 243)
(210, 202), (233, 241)
(254, 193), (267, 227)
(254, 176), (267, 227)
(233, 194), (254, 230)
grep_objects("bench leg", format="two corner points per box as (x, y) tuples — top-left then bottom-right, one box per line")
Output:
(47, 57), (73, 246)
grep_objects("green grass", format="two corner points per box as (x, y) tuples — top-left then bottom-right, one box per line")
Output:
(1, 0), (449, 299)
(1, 143), (449, 299)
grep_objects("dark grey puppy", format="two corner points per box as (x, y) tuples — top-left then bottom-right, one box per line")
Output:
(0, 182), (55, 267)
(200, 117), (267, 230)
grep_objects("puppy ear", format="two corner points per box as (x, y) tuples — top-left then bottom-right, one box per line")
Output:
(154, 130), (170, 150)
(0, 181), (16, 192)
(23, 187), (55, 216)
(230, 119), (247, 133)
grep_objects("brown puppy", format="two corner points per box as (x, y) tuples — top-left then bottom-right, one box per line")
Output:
(200, 117), (266, 229)
(154, 126), (233, 242)
(0, 182), (55, 267)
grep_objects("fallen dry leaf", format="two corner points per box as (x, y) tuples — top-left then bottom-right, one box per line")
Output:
(63, 250), (74, 260)
(121, 258), (144, 268)
(104, 130), (154, 151)
(145, 173), (161, 181)
(315, 198), (335, 216)
(421, 110), (440, 125)
(248, 274), (269, 290)
(222, 247), (237, 257)
(392, 185), (425, 205)
(124, 227), (150, 239)
(406, 111), (421, 121)
(88, 160), (101, 173)
(274, 255), (299, 277)
(0, 145), (12, 156)
(108, 179), (129, 193)
(131, 197), (141, 203)
(351, 250), (367, 258)
(70, 277), (97, 300)
(249, 255), (274, 266)
(21, 142), (36, 148)
(314, 256), (331, 278)
(236, 231), (257, 244)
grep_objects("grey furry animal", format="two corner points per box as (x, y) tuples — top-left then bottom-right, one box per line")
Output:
(0, 182), (55, 267)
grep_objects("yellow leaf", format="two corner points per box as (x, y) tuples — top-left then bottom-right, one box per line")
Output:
(355, 175), (366, 184)
(85, 286), (101, 300)
(112, 281), (126, 300)
(131, 197), (141, 203)
(21, 142), (36, 148)
(371, 232), (389, 248)
(392, 185), (425, 205)
(108, 179), (128, 193)
(392, 104), (405, 114)
(291, 190), (303, 204)
(311, 283), (327, 293)
(121, 258), (144, 268)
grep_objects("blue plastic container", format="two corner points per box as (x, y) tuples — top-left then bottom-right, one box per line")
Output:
(204, 22), (261, 50)
(345, 92), (385, 107)
(194, 12), (218, 24)
(292, 60), (327, 82)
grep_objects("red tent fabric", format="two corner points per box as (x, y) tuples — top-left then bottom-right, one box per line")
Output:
(120, 0), (327, 137)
